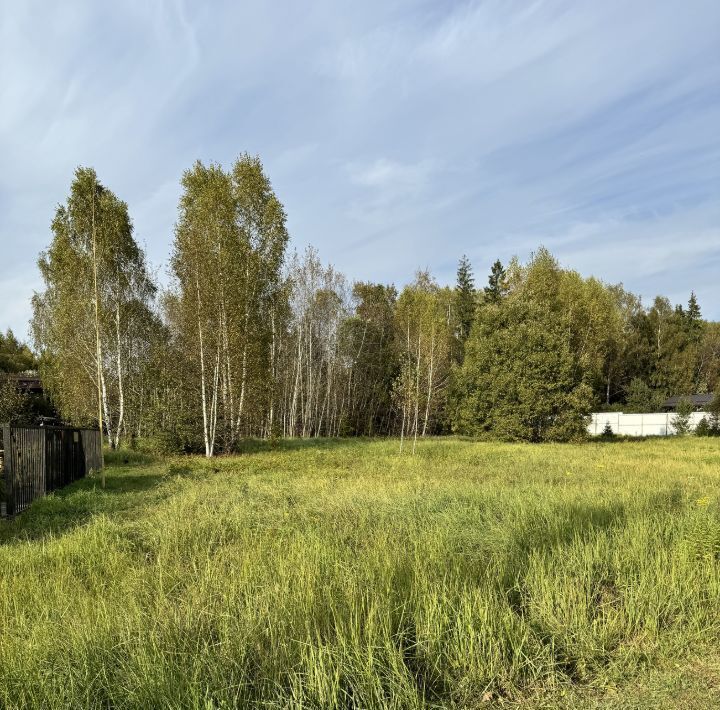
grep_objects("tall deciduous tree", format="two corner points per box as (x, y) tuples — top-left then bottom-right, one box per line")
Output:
(231, 154), (290, 437)
(452, 249), (601, 441)
(170, 157), (289, 455)
(340, 283), (399, 435)
(394, 271), (453, 450)
(276, 248), (350, 438)
(32, 167), (156, 449)
(171, 162), (235, 457)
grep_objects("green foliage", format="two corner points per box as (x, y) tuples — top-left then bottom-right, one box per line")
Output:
(695, 416), (711, 437)
(686, 291), (702, 337)
(0, 377), (31, 425)
(625, 378), (663, 413)
(673, 396), (695, 436)
(452, 249), (603, 441)
(0, 330), (36, 373)
(2, 438), (720, 707)
(170, 156), (289, 455)
(32, 166), (157, 446)
(23, 158), (720, 450)
(601, 420), (615, 437)
(707, 393), (720, 431)
(453, 255), (476, 352)
(394, 271), (454, 442)
(0, 332), (51, 425)
(483, 258), (507, 304)
(340, 283), (399, 435)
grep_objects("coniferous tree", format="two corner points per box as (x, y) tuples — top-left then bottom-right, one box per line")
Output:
(453, 255), (476, 356)
(686, 291), (703, 341)
(673, 396), (694, 435)
(687, 292), (701, 322)
(483, 259), (506, 304)
(0, 331), (37, 373)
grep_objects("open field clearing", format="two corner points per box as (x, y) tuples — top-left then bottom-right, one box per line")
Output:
(2, 438), (720, 708)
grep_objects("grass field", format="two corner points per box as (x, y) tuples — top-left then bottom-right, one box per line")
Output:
(2, 438), (720, 708)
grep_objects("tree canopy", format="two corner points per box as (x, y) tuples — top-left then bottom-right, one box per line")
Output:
(13, 162), (719, 449)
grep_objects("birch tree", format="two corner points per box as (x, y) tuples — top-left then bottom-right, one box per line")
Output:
(170, 156), (289, 454)
(230, 154), (289, 438)
(393, 271), (453, 448)
(339, 283), (399, 435)
(171, 162), (234, 457)
(32, 167), (156, 448)
(277, 248), (350, 438)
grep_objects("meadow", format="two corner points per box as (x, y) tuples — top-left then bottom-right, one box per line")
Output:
(1, 437), (720, 708)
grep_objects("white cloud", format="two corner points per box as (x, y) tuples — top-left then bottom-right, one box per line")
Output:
(1, 0), (719, 339)
(349, 158), (433, 190)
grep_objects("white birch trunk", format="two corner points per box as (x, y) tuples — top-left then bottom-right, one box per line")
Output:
(421, 324), (435, 438)
(114, 301), (125, 449)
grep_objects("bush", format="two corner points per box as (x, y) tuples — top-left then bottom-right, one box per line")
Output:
(695, 416), (711, 437)
(143, 428), (204, 456)
(707, 393), (720, 435)
(0, 378), (31, 425)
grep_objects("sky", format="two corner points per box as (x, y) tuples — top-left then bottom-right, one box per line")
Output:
(1, 0), (719, 339)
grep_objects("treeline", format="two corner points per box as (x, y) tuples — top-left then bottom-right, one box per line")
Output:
(0, 330), (53, 424)
(24, 159), (720, 452)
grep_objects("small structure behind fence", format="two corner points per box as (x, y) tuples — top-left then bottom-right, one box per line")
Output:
(588, 411), (708, 437)
(0, 425), (102, 516)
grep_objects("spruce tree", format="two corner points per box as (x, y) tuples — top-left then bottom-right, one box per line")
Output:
(687, 291), (701, 322)
(454, 255), (476, 345)
(673, 396), (694, 436)
(686, 291), (702, 340)
(484, 259), (506, 304)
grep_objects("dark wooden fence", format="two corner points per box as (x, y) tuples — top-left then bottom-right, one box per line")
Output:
(0, 426), (102, 516)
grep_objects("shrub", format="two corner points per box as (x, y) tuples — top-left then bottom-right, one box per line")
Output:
(707, 393), (720, 435)
(144, 428), (204, 456)
(695, 416), (711, 437)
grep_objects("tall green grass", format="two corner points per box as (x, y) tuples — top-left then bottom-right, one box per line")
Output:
(1, 438), (720, 708)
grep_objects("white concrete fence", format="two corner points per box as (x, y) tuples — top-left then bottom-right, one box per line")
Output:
(588, 411), (709, 437)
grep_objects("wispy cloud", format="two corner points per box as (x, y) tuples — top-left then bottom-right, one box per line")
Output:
(1, 0), (719, 338)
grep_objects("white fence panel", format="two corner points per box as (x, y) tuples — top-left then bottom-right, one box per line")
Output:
(589, 411), (708, 436)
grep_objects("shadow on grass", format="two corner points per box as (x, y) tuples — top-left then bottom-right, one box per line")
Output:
(231, 436), (374, 455)
(0, 438), (365, 545)
(0, 465), (169, 546)
(588, 435), (672, 445)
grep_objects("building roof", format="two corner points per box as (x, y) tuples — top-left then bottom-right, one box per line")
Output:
(4, 371), (43, 395)
(661, 393), (715, 410)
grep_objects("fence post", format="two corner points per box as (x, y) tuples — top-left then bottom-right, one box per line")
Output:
(0, 426), (7, 517)
(2, 426), (13, 516)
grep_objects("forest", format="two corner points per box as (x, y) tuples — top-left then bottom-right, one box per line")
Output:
(4, 158), (719, 452)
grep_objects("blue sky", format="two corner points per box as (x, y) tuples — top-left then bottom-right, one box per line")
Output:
(1, 0), (719, 338)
